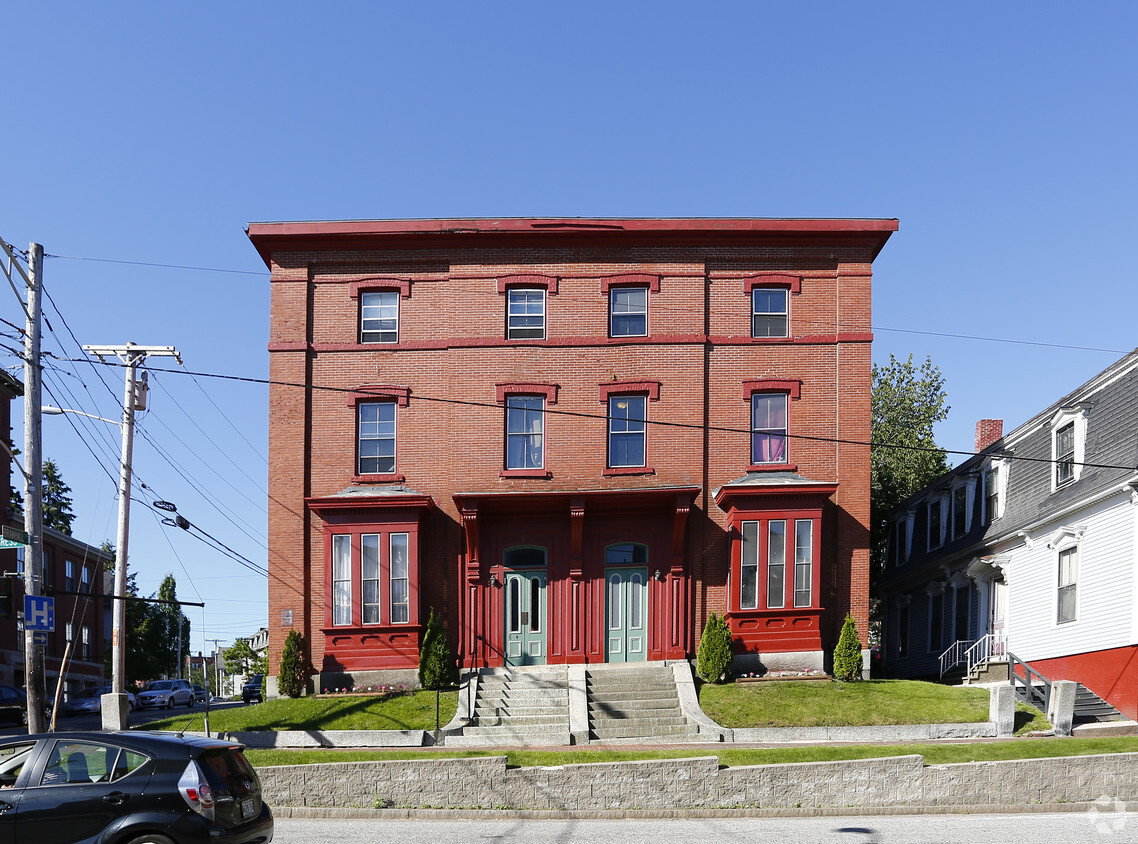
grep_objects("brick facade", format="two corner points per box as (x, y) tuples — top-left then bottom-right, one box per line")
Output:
(248, 218), (896, 686)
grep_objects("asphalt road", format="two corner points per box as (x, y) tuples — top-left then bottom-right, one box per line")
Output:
(0, 698), (248, 737)
(271, 812), (1138, 843)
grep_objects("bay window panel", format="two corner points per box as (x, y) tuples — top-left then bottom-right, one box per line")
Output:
(740, 521), (759, 609)
(332, 535), (352, 626)
(362, 534), (380, 624)
(794, 520), (813, 608)
(767, 520), (786, 608)
(390, 533), (409, 623)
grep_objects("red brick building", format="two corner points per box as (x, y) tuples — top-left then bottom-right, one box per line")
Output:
(247, 217), (896, 691)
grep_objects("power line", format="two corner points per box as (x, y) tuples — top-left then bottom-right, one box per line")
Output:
(44, 253), (265, 277)
(57, 356), (1138, 474)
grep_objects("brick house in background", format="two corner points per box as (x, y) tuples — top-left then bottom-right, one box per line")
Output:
(0, 370), (112, 701)
(247, 217), (896, 692)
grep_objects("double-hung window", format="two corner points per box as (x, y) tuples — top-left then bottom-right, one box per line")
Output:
(751, 393), (788, 465)
(360, 291), (399, 343)
(65, 560), (76, 592)
(608, 395), (647, 468)
(952, 485), (967, 539)
(1054, 421), (1075, 486)
(752, 288), (789, 338)
(1057, 546), (1078, 623)
(928, 498), (943, 550)
(985, 467), (1000, 524)
(361, 535), (381, 624)
(332, 535), (352, 626)
(507, 288), (546, 339)
(794, 520), (813, 608)
(81, 625), (91, 660)
(610, 287), (647, 337)
(358, 402), (396, 475)
(506, 396), (544, 470)
(389, 534), (409, 623)
(80, 564), (90, 593)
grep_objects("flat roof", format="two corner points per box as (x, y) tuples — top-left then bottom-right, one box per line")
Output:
(246, 217), (899, 267)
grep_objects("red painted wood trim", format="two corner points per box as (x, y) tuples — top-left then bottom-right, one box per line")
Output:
(498, 469), (553, 479)
(302, 333), (871, 354)
(598, 380), (662, 402)
(349, 278), (412, 299)
(745, 462), (799, 473)
(346, 385), (410, 407)
(598, 273), (660, 293)
(602, 466), (655, 477)
(742, 274), (801, 294)
(496, 274), (559, 294)
(349, 473), (406, 484)
(742, 379), (801, 400)
(495, 382), (559, 404)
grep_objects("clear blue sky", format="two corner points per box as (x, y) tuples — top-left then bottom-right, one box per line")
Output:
(2, 3), (1135, 659)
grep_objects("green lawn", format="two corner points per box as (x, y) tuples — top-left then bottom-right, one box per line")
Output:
(140, 689), (459, 733)
(698, 679), (991, 728)
(244, 736), (1138, 770)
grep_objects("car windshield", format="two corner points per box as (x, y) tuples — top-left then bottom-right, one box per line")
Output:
(144, 682), (173, 692)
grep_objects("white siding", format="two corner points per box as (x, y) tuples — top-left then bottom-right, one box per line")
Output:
(1006, 491), (1135, 661)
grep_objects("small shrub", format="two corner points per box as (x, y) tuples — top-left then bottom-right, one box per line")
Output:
(833, 613), (864, 681)
(278, 629), (310, 698)
(696, 613), (734, 683)
(419, 608), (458, 690)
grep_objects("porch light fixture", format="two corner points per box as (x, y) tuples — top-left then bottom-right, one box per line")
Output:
(654, 569), (663, 581)
(488, 573), (500, 588)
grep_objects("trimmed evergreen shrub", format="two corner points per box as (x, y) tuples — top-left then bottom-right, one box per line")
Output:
(277, 629), (309, 698)
(418, 608), (458, 689)
(696, 612), (734, 683)
(833, 613), (864, 681)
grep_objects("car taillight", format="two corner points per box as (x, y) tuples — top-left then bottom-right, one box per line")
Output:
(178, 761), (216, 820)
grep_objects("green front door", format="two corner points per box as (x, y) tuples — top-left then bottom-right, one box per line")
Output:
(605, 567), (648, 663)
(504, 569), (547, 666)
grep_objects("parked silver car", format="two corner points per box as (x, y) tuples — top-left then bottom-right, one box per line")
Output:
(63, 685), (137, 716)
(136, 679), (195, 709)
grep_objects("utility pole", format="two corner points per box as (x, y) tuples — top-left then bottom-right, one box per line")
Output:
(23, 244), (45, 734)
(85, 343), (181, 730)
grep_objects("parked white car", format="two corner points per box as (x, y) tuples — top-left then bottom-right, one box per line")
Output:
(63, 686), (137, 715)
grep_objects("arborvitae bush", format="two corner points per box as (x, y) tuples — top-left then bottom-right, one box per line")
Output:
(418, 608), (458, 689)
(696, 613), (734, 683)
(278, 629), (309, 698)
(833, 613), (864, 681)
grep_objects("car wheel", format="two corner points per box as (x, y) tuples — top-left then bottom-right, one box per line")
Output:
(20, 708), (27, 726)
(125, 835), (177, 844)
(186, 695), (194, 708)
(166, 697), (174, 710)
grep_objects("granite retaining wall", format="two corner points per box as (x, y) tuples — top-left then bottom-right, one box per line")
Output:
(258, 751), (1138, 811)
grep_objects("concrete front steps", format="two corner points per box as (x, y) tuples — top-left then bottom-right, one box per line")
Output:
(586, 664), (702, 743)
(446, 665), (570, 747)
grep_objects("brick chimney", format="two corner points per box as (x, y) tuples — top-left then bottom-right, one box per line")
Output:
(975, 419), (1003, 453)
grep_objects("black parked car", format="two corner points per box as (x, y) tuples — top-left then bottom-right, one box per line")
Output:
(0, 684), (52, 726)
(0, 730), (273, 843)
(241, 676), (263, 705)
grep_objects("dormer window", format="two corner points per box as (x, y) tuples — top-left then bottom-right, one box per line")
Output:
(1051, 402), (1091, 491)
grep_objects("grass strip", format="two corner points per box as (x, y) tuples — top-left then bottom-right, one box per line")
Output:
(244, 735), (1138, 770)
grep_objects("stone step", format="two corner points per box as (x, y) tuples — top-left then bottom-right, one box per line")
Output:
(588, 732), (706, 745)
(459, 723), (569, 737)
(447, 729), (571, 748)
(587, 718), (682, 732)
(590, 723), (697, 740)
(590, 702), (682, 718)
(587, 691), (673, 705)
(475, 713), (571, 727)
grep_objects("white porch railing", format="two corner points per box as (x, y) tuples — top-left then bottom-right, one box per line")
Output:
(938, 639), (974, 678)
(964, 631), (1007, 678)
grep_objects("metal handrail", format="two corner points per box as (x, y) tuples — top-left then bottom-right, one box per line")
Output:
(1008, 651), (1052, 713)
(963, 632), (1007, 677)
(938, 639), (975, 678)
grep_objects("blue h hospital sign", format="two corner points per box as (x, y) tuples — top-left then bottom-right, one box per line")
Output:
(24, 595), (54, 631)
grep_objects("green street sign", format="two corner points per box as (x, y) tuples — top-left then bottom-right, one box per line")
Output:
(1, 526), (29, 546)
